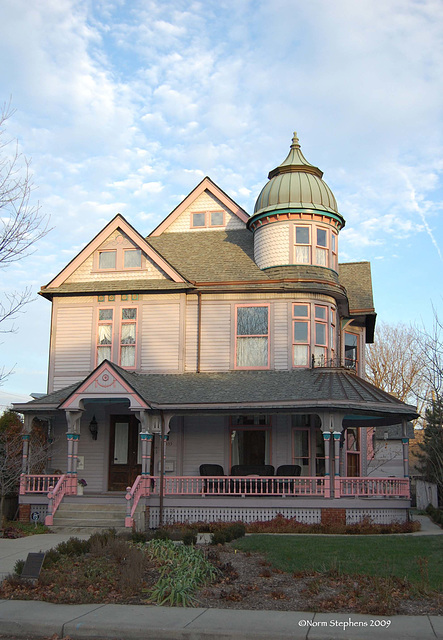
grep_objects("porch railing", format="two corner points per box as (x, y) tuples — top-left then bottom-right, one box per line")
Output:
(335, 477), (410, 498)
(20, 474), (62, 495)
(45, 475), (69, 525)
(125, 475), (153, 527)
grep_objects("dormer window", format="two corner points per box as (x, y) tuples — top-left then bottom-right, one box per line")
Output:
(97, 246), (143, 271)
(124, 249), (141, 268)
(99, 251), (116, 269)
(191, 210), (225, 228)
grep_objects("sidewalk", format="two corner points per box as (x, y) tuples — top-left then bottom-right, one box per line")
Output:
(0, 520), (442, 640)
(0, 600), (442, 640)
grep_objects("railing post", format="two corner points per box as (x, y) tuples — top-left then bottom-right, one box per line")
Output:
(125, 486), (133, 528)
(45, 485), (54, 526)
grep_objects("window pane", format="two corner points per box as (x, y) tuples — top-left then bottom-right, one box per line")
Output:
(122, 308), (137, 320)
(121, 323), (136, 344)
(293, 344), (309, 366)
(114, 423), (128, 464)
(237, 307), (268, 336)
(98, 324), (112, 345)
(331, 234), (336, 252)
(315, 306), (326, 320)
(210, 211), (224, 226)
(316, 247), (327, 265)
(294, 430), (309, 457)
(99, 251), (116, 269)
(99, 309), (113, 321)
(237, 337), (268, 367)
(315, 323), (326, 345)
(295, 245), (310, 263)
(97, 346), (111, 364)
(317, 228), (327, 247)
(294, 321), (308, 342)
(192, 212), (205, 227)
(296, 227), (309, 244)
(293, 304), (309, 318)
(121, 345), (135, 367)
(345, 334), (358, 366)
(124, 249), (141, 268)
(314, 345), (326, 364)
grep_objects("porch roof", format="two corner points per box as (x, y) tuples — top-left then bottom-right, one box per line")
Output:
(15, 364), (418, 427)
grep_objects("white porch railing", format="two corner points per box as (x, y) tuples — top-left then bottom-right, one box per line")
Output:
(335, 477), (410, 498)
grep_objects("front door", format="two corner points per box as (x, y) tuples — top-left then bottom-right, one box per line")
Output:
(108, 415), (142, 491)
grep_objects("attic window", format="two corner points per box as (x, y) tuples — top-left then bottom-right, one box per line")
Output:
(99, 251), (116, 269)
(191, 211), (225, 228)
(124, 249), (141, 268)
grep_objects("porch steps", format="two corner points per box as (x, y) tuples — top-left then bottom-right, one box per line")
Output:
(50, 502), (129, 534)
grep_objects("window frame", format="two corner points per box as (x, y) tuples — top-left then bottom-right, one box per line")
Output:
(229, 415), (272, 469)
(119, 307), (138, 369)
(344, 331), (359, 370)
(96, 245), (144, 272)
(235, 304), (270, 370)
(96, 307), (114, 365)
(294, 225), (311, 264)
(98, 250), (117, 270)
(292, 303), (311, 367)
(191, 210), (226, 229)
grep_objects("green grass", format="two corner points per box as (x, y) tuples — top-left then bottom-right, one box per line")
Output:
(235, 534), (443, 591)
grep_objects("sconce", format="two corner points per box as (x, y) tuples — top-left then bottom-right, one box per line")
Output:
(89, 415), (98, 440)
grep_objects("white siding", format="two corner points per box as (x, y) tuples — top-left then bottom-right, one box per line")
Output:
(182, 415), (226, 476)
(53, 306), (93, 374)
(185, 299), (198, 371)
(140, 301), (181, 372)
(200, 302), (231, 371)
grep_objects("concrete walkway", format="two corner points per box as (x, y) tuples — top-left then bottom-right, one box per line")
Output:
(0, 518), (442, 640)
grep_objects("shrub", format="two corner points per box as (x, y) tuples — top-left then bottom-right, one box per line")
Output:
(13, 559), (25, 576)
(182, 529), (197, 546)
(153, 528), (171, 540)
(210, 530), (227, 545)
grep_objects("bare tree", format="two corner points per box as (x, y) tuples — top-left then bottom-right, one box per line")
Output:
(0, 101), (50, 383)
(0, 410), (52, 522)
(366, 321), (425, 417)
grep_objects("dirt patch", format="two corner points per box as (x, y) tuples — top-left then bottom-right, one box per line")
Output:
(193, 546), (443, 616)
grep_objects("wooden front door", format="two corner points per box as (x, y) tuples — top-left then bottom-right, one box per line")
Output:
(108, 415), (141, 491)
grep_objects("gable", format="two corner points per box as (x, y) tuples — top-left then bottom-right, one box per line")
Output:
(43, 214), (186, 291)
(149, 177), (249, 236)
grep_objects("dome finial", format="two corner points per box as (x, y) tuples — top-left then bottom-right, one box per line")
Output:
(291, 131), (300, 149)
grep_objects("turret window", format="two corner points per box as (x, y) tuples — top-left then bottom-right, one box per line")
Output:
(295, 226), (310, 263)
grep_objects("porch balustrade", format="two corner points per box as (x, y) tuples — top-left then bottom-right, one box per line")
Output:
(20, 474), (62, 495)
(335, 477), (410, 498)
(45, 475), (69, 525)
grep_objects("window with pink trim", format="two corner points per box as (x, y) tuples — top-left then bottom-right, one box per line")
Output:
(120, 308), (137, 368)
(230, 415), (271, 467)
(315, 227), (328, 266)
(191, 210), (225, 228)
(346, 428), (360, 477)
(313, 305), (327, 365)
(97, 308), (113, 364)
(344, 332), (358, 369)
(235, 305), (269, 368)
(292, 304), (310, 366)
(331, 232), (338, 271)
(294, 226), (310, 263)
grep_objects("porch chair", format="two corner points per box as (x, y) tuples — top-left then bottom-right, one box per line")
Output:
(199, 464), (225, 494)
(275, 464), (302, 494)
(230, 464), (275, 494)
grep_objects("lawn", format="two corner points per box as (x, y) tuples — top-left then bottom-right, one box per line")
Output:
(234, 534), (443, 591)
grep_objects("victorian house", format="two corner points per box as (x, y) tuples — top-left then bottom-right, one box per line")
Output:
(14, 133), (417, 530)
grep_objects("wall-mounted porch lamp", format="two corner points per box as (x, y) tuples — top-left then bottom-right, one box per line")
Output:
(89, 415), (98, 440)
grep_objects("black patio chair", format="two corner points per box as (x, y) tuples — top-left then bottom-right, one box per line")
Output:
(199, 464), (225, 494)
(275, 465), (302, 494)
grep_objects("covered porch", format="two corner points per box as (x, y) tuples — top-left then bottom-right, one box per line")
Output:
(14, 361), (418, 530)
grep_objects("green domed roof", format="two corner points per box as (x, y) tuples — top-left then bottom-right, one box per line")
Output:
(252, 133), (341, 219)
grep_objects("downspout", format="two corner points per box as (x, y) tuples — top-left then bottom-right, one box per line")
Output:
(159, 411), (165, 528)
(197, 291), (202, 373)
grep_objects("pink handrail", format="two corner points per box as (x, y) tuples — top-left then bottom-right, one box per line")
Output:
(45, 475), (68, 525)
(334, 477), (410, 498)
(125, 475), (153, 527)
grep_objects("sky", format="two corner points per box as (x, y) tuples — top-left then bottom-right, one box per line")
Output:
(0, 0), (442, 410)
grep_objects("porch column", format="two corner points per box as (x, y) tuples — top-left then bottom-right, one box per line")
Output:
(19, 414), (34, 495)
(332, 432), (341, 498)
(65, 411), (83, 495)
(402, 419), (410, 478)
(140, 433), (153, 476)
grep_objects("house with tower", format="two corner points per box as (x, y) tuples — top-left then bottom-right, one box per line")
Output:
(14, 133), (417, 530)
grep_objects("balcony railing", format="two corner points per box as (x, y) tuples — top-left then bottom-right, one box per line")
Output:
(311, 355), (357, 370)
(20, 474), (63, 495)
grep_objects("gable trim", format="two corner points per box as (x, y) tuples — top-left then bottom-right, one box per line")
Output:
(149, 177), (249, 236)
(44, 214), (186, 289)
(59, 360), (150, 410)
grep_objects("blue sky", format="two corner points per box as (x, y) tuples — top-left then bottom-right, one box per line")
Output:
(0, 0), (442, 408)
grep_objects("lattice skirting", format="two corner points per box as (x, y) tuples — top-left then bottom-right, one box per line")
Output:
(147, 506), (409, 528)
(346, 508), (408, 524)
(148, 507), (322, 528)
(26, 504), (48, 523)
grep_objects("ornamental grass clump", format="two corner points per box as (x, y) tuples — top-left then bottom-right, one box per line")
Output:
(144, 539), (218, 606)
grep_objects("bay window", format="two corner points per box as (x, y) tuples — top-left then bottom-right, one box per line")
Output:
(293, 304), (310, 366)
(293, 301), (336, 367)
(236, 305), (269, 368)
